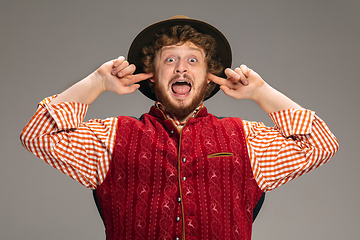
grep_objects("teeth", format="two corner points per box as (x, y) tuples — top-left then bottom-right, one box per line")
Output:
(172, 80), (191, 85)
(171, 80), (192, 94)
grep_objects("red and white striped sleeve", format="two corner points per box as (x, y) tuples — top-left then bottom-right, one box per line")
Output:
(20, 96), (117, 189)
(243, 109), (339, 192)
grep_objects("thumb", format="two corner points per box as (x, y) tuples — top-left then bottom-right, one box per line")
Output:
(220, 85), (232, 96)
(220, 85), (242, 99)
(128, 83), (141, 93)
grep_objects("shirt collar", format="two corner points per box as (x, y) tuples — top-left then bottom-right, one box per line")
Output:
(155, 101), (204, 127)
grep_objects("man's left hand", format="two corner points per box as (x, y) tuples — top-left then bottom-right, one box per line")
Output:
(208, 65), (265, 101)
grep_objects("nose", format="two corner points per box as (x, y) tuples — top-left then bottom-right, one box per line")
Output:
(174, 59), (188, 74)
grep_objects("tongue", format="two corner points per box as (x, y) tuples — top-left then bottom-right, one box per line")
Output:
(172, 83), (191, 94)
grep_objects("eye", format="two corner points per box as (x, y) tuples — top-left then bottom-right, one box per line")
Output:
(189, 58), (197, 63)
(166, 57), (176, 63)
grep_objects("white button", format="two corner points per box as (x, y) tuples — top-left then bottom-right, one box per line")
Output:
(183, 177), (186, 181)
(175, 238), (180, 240)
(177, 197), (181, 202)
(182, 157), (187, 163)
(176, 216), (181, 222)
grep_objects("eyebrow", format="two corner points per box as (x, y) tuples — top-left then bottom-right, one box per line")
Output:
(160, 45), (205, 56)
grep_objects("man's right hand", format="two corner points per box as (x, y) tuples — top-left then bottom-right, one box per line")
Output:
(50, 57), (153, 105)
(96, 56), (153, 96)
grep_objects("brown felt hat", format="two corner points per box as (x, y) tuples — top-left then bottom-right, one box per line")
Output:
(127, 16), (232, 101)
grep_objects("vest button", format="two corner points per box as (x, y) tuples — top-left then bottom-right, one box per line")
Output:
(170, 130), (175, 134)
(182, 177), (187, 181)
(175, 238), (180, 240)
(176, 216), (181, 222)
(182, 157), (187, 163)
(177, 197), (181, 202)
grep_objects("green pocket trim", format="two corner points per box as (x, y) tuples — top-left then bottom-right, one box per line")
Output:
(207, 152), (234, 158)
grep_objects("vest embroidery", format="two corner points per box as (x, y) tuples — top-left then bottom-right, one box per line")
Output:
(96, 107), (263, 240)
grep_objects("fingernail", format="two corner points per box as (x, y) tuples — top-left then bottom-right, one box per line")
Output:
(118, 56), (125, 62)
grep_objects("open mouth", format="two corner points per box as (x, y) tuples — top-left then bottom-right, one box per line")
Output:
(171, 80), (192, 95)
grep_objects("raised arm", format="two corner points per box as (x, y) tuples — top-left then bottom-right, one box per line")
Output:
(209, 65), (338, 191)
(20, 57), (153, 188)
(50, 56), (153, 105)
(208, 65), (303, 113)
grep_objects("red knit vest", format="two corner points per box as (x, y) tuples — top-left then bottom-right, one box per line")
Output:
(96, 107), (263, 240)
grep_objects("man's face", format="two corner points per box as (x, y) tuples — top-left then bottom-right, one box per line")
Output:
(151, 41), (209, 119)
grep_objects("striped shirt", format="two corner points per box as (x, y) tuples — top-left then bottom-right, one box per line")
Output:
(20, 95), (338, 191)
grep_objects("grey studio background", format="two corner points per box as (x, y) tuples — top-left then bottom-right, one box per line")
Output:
(1, 0), (359, 239)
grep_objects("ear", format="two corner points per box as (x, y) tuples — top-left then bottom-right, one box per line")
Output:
(149, 75), (155, 83)
(206, 72), (211, 84)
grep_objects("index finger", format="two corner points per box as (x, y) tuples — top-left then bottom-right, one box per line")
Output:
(130, 72), (154, 84)
(207, 72), (228, 86)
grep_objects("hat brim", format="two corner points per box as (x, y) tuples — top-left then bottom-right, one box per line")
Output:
(127, 17), (232, 101)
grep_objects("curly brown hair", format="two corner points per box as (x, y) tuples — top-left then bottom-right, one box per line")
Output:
(140, 25), (224, 98)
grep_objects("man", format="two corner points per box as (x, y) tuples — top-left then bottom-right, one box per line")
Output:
(20, 16), (338, 240)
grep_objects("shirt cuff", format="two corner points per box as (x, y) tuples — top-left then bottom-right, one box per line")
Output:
(38, 95), (89, 130)
(269, 109), (315, 137)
